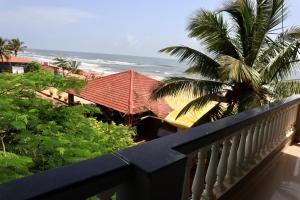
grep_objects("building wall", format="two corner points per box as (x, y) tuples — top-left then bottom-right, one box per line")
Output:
(0, 66), (12, 73)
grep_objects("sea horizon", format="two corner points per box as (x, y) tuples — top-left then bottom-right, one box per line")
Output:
(19, 48), (187, 80)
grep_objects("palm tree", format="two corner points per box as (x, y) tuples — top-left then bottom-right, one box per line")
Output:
(0, 37), (11, 62)
(68, 60), (81, 74)
(53, 57), (70, 76)
(152, 0), (300, 126)
(8, 38), (26, 57)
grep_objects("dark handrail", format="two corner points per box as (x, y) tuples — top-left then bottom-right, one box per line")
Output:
(1, 95), (300, 200)
(0, 154), (131, 200)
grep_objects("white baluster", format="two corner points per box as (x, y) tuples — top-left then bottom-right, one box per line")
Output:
(236, 129), (247, 175)
(269, 116), (276, 148)
(256, 122), (263, 160)
(202, 143), (220, 200)
(275, 114), (281, 145)
(264, 118), (271, 154)
(245, 126), (255, 168)
(262, 119), (269, 156)
(225, 134), (240, 184)
(192, 149), (207, 200)
(215, 138), (231, 192)
(282, 111), (288, 139)
(251, 123), (259, 163)
(265, 118), (272, 152)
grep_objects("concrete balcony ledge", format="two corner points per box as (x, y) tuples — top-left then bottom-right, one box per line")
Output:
(1, 95), (300, 200)
(239, 143), (300, 200)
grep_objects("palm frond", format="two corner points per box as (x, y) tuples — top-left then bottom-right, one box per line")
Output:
(282, 26), (300, 40)
(187, 10), (239, 59)
(192, 103), (226, 126)
(218, 55), (261, 87)
(273, 80), (300, 98)
(249, 0), (280, 67)
(151, 77), (225, 100)
(260, 40), (300, 83)
(0, 37), (11, 61)
(176, 93), (227, 118)
(159, 46), (220, 79)
(221, 0), (256, 63)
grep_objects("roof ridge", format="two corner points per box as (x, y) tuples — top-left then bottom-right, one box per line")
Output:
(128, 70), (134, 114)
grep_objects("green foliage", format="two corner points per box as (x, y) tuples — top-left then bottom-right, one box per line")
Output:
(7, 38), (26, 57)
(0, 151), (32, 183)
(0, 71), (134, 183)
(153, 0), (300, 126)
(25, 61), (41, 72)
(0, 37), (11, 62)
(53, 57), (82, 75)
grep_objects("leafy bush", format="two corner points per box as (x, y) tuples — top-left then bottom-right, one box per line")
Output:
(0, 71), (135, 182)
(0, 151), (32, 183)
(25, 61), (41, 72)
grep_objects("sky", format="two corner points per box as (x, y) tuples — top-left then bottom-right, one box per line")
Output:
(0, 0), (299, 58)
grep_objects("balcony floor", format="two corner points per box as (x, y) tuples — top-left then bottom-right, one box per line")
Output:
(242, 143), (300, 200)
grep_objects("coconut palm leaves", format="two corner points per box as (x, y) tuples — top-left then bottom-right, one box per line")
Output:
(152, 0), (300, 126)
(8, 38), (26, 57)
(0, 38), (11, 62)
(53, 58), (81, 76)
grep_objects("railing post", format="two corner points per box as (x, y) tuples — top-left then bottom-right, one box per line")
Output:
(192, 149), (208, 200)
(118, 148), (188, 200)
(294, 104), (300, 142)
(215, 138), (230, 192)
(244, 126), (254, 168)
(225, 134), (240, 184)
(202, 143), (220, 200)
(236, 129), (247, 175)
(251, 123), (259, 163)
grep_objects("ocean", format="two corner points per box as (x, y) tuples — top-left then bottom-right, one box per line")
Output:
(19, 49), (187, 80)
(19, 49), (300, 80)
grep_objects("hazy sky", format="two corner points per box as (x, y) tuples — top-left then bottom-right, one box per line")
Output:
(0, 0), (299, 57)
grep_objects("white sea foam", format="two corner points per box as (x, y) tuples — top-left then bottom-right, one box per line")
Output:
(19, 49), (185, 80)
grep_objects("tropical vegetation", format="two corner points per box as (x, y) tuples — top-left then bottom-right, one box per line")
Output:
(0, 71), (134, 183)
(25, 61), (41, 72)
(0, 37), (11, 62)
(8, 38), (26, 57)
(152, 0), (300, 126)
(53, 57), (82, 76)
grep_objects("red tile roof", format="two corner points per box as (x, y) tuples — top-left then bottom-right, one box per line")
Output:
(72, 70), (172, 118)
(0, 57), (32, 63)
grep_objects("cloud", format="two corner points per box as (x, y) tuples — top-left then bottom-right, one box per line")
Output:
(0, 6), (95, 25)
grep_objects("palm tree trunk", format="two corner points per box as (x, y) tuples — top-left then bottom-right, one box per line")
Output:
(0, 136), (6, 155)
(14, 50), (17, 57)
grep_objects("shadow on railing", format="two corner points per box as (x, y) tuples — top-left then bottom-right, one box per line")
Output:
(1, 95), (300, 200)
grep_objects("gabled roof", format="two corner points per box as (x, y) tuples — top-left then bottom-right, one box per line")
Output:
(72, 70), (172, 118)
(0, 57), (32, 63)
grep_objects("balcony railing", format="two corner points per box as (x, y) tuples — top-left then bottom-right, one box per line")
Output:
(1, 95), (300, 200)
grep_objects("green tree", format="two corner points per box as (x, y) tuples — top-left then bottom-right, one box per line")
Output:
(8, 38), (26, 57)
(53, 57), (70, 76)
(68, 60), (81, 74)
(152, 0), (300, 126)
(0, 71), (134, 182)
(53, 58), (82, 75)
(25, 61), (41, 72)
(0, 37), (11, 62)
(0, 71), (84, 154)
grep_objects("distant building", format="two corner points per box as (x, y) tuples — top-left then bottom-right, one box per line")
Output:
(68, 70), (174, 138)
(0, 57), (32, 73)
(41, 62), (60, 75)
